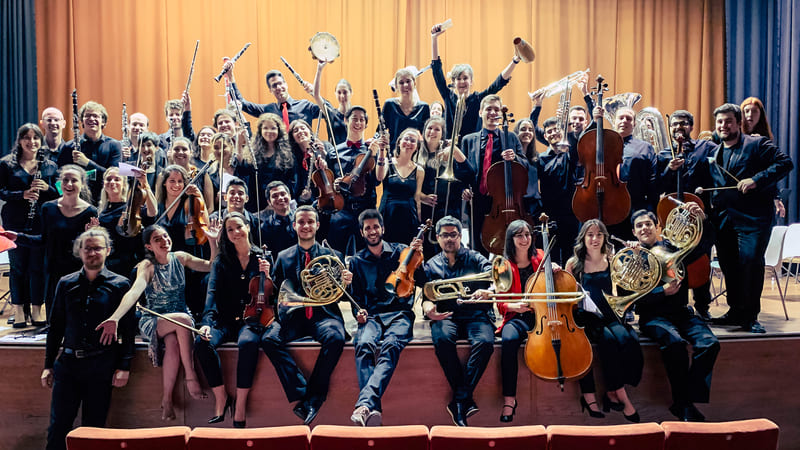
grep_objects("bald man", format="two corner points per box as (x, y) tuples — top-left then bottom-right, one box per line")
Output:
(40, 107), (68, 164)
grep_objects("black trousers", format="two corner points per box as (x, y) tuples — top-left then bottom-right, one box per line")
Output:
(715, 221), (771, 323)
(431, 316), (495, 402)
(500, 314), (534, 397)
(640, 309), (720, 405)
(47, 352), (116, 450)
(261, 312), (345, 405)
(194, 323), (240, 388)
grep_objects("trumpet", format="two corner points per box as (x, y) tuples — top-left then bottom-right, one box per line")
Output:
(529, 68), (590, 99)
(424, 256), (513, 301)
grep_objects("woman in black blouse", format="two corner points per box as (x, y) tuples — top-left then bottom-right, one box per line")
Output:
(250, 113), (296, 211)
(381, 67), (430, 151)
(196, 212), (271, 427)
(0, 124), (59, 326)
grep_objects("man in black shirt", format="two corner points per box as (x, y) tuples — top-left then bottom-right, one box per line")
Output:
(422, 215), (494, 426)
(43, 228), (134, 450)
(40, 107), (68, 163)
(158, 95), (196, 150)
(259, 181), (297, 255)
(348, 210), (423, 426)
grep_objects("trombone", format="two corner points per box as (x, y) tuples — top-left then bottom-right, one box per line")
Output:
(423, 256), (511, 301)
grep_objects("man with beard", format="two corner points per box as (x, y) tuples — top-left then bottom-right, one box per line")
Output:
(347, 209), (423, 426)
(43, 228), (134, 450)
(421, 215), (494, 426)
(708, 103), (792, 333)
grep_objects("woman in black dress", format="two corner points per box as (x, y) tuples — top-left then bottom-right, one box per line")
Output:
(377, 128), (424, 244)
(250, 113), (296, 211)
(0, 124), (59, 326)
(564, 219), (643, 422)
(381, 68), (430, 151)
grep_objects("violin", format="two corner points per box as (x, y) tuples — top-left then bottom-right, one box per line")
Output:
(117, 155), (152, 237)
(184, 189), (209, 245)
(656, 140), (709, 289)
(309, 139), (344, 212)
(572, 75), (631, 225)
(385, 220), (431, 297)
(338, 147), (375, 198)
(481, 106), (533, 255)
(244, 246), (275, 327)
(525, 214), (592, 390)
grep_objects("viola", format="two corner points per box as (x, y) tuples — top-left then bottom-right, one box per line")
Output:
(338, 150), (375, 198)
(117, 155), (152, 237)
(244, 247), (275, 327)
(309, 139), (344, 212)
(656, 140), (709, 288)
(385, 220), (431, 297)
(481, 106), (534, 255)
(572, 75), (631, 225)
(525, 214), (593, 390)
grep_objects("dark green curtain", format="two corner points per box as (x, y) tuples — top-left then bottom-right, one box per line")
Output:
(1, 0), (38, 156)
(726, 0), (800, 223)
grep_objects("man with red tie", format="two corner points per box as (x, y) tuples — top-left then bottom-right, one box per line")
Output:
(461, 95), (527, 256)
(223, 60), (320, 130)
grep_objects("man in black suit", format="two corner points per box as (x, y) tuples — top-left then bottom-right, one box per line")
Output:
(709, 103), (793, 333)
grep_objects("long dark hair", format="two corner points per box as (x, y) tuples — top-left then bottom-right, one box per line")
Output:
(514, 118), (537, 161)
(218, 212), (254, 262)
(253, 113), (294, 170)
(13, 123), (44, 161)
(504, 219), (535, 263)
(568, 219), (613, 278)
(142, 224), (169, 263)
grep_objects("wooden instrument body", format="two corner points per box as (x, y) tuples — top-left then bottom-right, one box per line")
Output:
(245, 270), (276, 327)
(481, 160), (531, 255)
(573, 128), (630, 225)
(312, 167), (344, 212)
(385, 221), (430, 298)
(339, 152), (375, 197)
(185, 193), (209, 245)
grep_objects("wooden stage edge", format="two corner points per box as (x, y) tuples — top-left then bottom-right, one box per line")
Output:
(1, 335), (799, 450)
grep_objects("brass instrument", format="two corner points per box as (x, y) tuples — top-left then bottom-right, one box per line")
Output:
(308, 32), (340, 63)
(634, 107), (671, 152)
(554, 78), (572, 149)
(277, 250), (366, 314)
(604, 202), (703, 318)
(423, 256), (513, 301)
(602, 92), (642, 125)
(513, 37), (536, 63)
(529, 68), (590, 99)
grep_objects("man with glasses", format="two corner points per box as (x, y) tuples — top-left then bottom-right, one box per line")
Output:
(42, 228), (135, 450)
(421, 215), (494, 426)
(656, 110), (717, 320)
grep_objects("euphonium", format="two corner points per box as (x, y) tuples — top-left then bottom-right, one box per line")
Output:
(424, 256), (513, 301)
(634, 107), (671, 152)
(604, 203), (703, 318)
(602, 92), (642, 124)
(529, 68), (590, 99)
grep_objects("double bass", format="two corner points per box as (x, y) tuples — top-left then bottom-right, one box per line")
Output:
(572, 75), (630, 225)
(525, 214), (592, 390)
(481, 106), (533, 255)
(656, 140), (709, 288)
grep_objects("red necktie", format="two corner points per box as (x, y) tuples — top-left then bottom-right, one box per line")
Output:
(281, 102), (290, 130)
(479, 132), (494, 195)
(304, 251), (313, 319)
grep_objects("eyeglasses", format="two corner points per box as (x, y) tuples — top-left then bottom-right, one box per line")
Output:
(438, 232), (461, 240)
(82, 246), (107, 253)
(670, 121), (691, 128)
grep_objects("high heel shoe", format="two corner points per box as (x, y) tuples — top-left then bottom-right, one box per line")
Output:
(499, 400), (517, 423)
(624, 410), (640, 423)
(580, 397), (605, 418)
(208, 396), (234, 424)
(602, 393), (624, 412)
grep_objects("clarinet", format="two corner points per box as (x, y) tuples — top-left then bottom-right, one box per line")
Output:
(71, 89), (81, 155)
(23, 149), (45, 232)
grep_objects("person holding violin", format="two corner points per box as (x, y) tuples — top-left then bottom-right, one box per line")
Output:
(194, 212), (272, 427)
(168, 136), (215, 213)
(708, 103), (792, 334)
(96, 223), (220, 420)
(249, 113), (297, 211)
(348, 209), (424, 426)
(263, 205), (351, 425)
(629, 209), (719, 422)
(377, 128), (424, 244)
(656, 110), (716, 321)
(473, 219), (544, 423)
(288, 119), (332, 207)
(322, 106), (380, 254)
(97, 166), (156, 279)
(259, 181), (297, 255)
(565, 219), (643, 422)
(422, 215), (494, 427)
(461, 94), (527, 257)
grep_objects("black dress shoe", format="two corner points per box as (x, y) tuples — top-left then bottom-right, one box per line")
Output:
(464, 399), (479, 417)
(293, 401), (309, 422)
(208, 396), (234, 424)
(580, 397), (605, 418)
(303, 401), (321, 425)
(743, 320), (766, 334)
(624, 410), (640, 423)
(710, 312), (740, 326)
(446, 401), (468, 427)
(602, 393), (624, 412)
(499, 401), (517, 423)
(670, 402), (705, 422)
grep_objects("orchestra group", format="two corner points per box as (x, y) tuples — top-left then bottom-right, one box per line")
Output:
(0, 22), (793, 450)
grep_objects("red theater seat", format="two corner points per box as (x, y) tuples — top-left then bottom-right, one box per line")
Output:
(547, 423), (665, 450)
(66, 426), (190, 450)
(429, 425), (547, 450)
(663, 418), (779, 450)
(187, 425), (310, 450)
(309, 424), (429, 450)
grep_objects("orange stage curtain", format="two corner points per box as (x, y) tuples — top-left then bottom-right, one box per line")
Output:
(35, 0), (725, 142)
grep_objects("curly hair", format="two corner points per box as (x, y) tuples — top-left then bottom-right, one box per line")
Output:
(253, 113), (294, 171)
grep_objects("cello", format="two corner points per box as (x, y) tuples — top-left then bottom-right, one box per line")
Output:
(572, 75), (631, 225)
(385, 220), (431, 297)
(525, 214), (592, 390)
(656, 140), (709, 288)
(244, 246), (276, 327)
(481, 106), (533, 255)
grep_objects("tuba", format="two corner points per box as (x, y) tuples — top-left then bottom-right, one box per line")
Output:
(604, 203), (703, 318)
(424, 256), (513, 301)
(602, 92), (642, 125)
(634, 107), (671, 152)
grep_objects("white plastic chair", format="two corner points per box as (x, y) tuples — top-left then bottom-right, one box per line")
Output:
(764, 225), (789, 320)
(781, 223), (800, 304)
